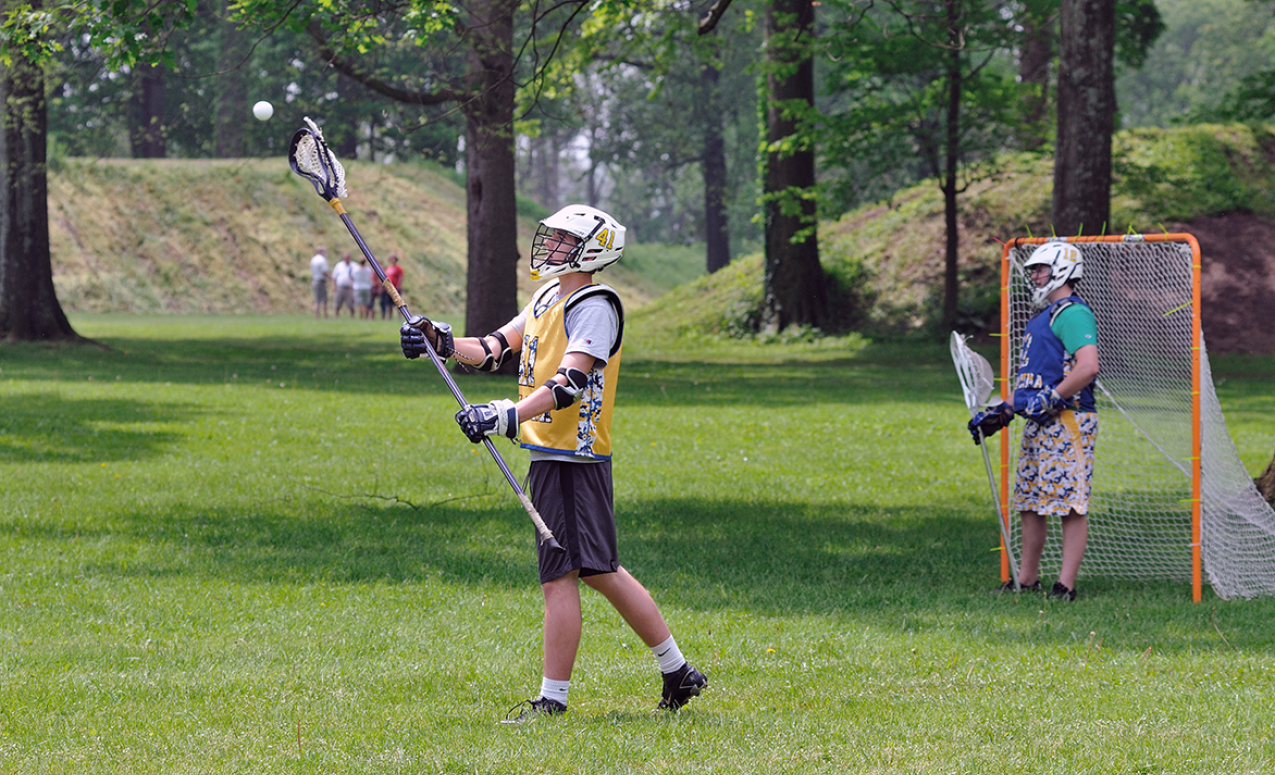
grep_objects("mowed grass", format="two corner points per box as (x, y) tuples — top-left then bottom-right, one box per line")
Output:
(3, 315), (1275, 774)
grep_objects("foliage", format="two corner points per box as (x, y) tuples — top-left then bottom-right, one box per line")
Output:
(0, 0), (195, 68)
(521, 0), (765, 252)
(1110, 124), (1275, 224)
(2, 316), (1275, 772)
(1117, 0), (1275, 128)
(819, 0), (1028, 215)
(41, 3), (465, 161)
(641, 122), (1275, 341)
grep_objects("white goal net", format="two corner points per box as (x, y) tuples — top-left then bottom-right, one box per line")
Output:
(1001, 235), (1275, 600)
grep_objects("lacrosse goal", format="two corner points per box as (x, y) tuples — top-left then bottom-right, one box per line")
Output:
(999, 234), (1275, 600)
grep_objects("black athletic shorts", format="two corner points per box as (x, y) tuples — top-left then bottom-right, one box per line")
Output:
(528, 458), (618, 583)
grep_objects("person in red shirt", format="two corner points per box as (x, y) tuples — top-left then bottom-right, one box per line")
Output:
(381, 253), (404, 319)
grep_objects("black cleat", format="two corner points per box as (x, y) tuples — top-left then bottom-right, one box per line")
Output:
(997, 579), (1041, 593)
(659, 663), (707, 711)
(1049, 581), (1077, 601)
(500, 696), (567, 725)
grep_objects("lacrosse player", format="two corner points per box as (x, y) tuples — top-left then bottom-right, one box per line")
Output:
(967, 242), (1099, 601)
(400, 204), (707, 721)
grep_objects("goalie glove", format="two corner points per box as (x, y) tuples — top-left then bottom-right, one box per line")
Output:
(967, 401), (1014, 445)
(401, 315), (454, 360)
(455, 398), (518, 443)
(1021, 387), (1068, 425)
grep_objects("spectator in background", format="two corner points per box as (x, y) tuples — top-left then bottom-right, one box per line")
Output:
(369, 266), (383, 320)
(332, 252), (357, 318)
(382, 253), (405, 320)
(310, 246), (330, 319)
(353, 256), (375, 320)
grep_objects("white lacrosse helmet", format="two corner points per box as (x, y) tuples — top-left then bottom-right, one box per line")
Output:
(530, 204), (625, 281)
(1023, 241), (1083, 308)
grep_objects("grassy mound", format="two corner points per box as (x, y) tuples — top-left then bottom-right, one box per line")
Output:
(46, 158), (680, 319)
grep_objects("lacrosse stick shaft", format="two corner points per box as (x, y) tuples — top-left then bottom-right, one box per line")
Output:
(979, 432), (1021, 588)
(327, 200), (563, 553)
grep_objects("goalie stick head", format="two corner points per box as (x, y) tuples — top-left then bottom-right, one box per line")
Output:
(950, 331), (998, 414)
(289, 117), (347, 203)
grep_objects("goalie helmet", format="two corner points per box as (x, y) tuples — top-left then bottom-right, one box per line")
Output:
(530, 204), (625, 281)
(1023, 241), (1083, 308)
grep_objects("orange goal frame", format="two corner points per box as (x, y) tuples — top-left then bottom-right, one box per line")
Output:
(999, 234), (1203, 601)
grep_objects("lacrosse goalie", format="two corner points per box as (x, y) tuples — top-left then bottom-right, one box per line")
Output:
(967, 242), (1100, 601)
(400, 205), (707, 721)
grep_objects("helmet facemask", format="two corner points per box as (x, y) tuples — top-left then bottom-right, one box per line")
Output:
(1023, 242), (1084, 308)
(530, 223), (592, 281)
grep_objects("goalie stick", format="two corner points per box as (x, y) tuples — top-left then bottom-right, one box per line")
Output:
(950, 331), (1022, 591)
(289, 117), (565, 554)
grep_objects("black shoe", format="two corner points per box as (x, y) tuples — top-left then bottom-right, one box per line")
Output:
(997, 579), (1041, 593)
(659, 663), (707, 710)
(500, 696), (566, 724)
(1049, 581), (1077, 601)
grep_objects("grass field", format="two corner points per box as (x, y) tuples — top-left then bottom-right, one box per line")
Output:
(3, 315), (1275, 774)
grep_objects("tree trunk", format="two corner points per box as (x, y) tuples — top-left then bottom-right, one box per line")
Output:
(702, 62), (731, 274)
(762, 0), (826, 331)
(213, 0), (250, 158)
(0, 10), (81, 343)
(335, 74), (360, 159)
(1017, 1), (1054, 152)
(532, 133), (559, 211)
(1052, 0), (1115, 236)
(129, 63), (166, 158)
(941, 10), (962, 333)
(462, 0), (520, 352)
(1257, 449), (1275, 507)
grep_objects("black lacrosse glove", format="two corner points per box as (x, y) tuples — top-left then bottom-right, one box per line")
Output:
(400, 315), (454, 360)
(455, 399), (518, 443)
(967, 401), (1014, 445)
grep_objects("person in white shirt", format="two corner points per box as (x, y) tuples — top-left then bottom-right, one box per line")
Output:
(331, 252), (357, 318)
(352, 256), (375, 320)
(309, 246), (330, 319)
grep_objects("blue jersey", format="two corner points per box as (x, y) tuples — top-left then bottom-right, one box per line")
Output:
(1013, 295), (1097, 414)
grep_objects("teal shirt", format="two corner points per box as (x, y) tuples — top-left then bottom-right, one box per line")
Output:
(1051, 302), (1098, 355)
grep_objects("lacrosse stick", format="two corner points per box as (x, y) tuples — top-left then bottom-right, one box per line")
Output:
(950, 331), (1021, 590)
(289, 117), (564, 554)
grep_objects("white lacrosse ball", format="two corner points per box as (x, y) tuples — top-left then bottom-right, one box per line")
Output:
(252, 101), (274, 121)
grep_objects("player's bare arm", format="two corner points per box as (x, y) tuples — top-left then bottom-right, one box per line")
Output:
(1054, 344), (1099, 400)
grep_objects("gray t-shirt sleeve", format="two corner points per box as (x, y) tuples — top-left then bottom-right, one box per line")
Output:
(564, 296), (618, 366)
(508, 300), (533, 338)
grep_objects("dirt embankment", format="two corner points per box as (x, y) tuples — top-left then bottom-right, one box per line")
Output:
(1170, 213), (1275, 355)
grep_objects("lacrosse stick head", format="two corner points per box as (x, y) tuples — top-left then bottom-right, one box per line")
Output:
(289, 117), (347, 202)
(949, 331), (998, 415)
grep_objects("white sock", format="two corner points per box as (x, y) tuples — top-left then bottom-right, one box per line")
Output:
(651, 635), (686, 674)
(539, 677), (570, 706)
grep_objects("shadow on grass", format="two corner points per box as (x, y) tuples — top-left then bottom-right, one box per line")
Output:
(22, 491), (1274, 654)
(0, 334), (968, 407)
(0, 392), (198, 463)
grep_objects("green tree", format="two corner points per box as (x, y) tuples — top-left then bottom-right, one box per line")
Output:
(1053, 0), (1116, 236)
(232, 0), (591, 342)
(1119, 0), (1273, 127)
(0, 0), (195, 342)
(823, 0), (1024, 332)
(566, 4), (761, 271)
(759, 0), (826, 330)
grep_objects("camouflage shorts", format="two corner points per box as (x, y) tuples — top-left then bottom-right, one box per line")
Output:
(1013, 410), (1098, 517)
